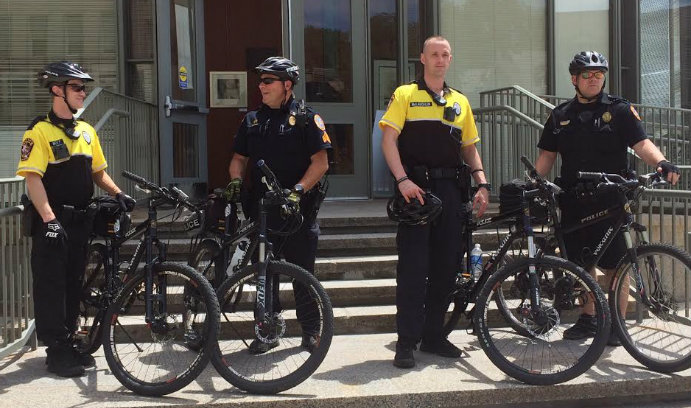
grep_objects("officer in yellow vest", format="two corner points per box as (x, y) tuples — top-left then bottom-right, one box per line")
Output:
(380, 36), (490, 368)
(16, 61), (135, 377)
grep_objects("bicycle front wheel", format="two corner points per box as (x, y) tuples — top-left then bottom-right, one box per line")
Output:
(76, 243), (108, 354)
(474, 256), (610, 385)
(211, 260), (333, 394)
(611, 243), (691, 373)
(101, 262), (220, 396)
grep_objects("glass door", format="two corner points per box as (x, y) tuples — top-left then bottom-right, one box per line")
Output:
(289, 0), (369, 198)
(156, 0), (208, 195)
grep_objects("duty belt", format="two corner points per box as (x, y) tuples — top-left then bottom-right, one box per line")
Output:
(55, 204), (89, 223)
(428, 167), (461, 179)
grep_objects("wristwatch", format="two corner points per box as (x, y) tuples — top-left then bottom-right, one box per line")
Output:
(294, 183), (305, 194)
(477, 183), (492, 192)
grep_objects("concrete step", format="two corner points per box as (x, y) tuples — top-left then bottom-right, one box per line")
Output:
(315, 255), (397, 280)
(4, 331), (690, 408)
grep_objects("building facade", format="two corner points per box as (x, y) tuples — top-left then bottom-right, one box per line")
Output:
(1, 0), (689, 198)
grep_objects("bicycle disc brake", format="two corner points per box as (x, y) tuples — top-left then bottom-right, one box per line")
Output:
(150, 313), (179, 344)
(255, 312), (286, 344)
(519, 301), (561, 339)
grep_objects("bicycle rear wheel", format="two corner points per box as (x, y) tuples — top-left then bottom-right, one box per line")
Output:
(76, 243), (108, 354)
(611, 243), (691, 373)
(475, 256), (610, 385)
(189, 238), (223, 288)
(101, 262), (220, 396)
(211, 260), (333, 394)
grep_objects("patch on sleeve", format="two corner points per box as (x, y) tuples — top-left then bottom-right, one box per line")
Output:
(630, 105), (641, 121)
(314, 114), (326, 131)
(322, 131), (331, 144)
(386, 93), (395, 109)
(20, 138), (34, 161)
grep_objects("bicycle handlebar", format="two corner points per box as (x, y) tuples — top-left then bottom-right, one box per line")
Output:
(122, 170), (200, 211)
(576, 171), (666, 191)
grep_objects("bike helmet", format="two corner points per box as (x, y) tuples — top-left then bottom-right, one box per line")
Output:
(255, 57), (300, 85)
(568, 51), (609, 75)
(387, 193), (443, 226)
(38, 61), (93, 88)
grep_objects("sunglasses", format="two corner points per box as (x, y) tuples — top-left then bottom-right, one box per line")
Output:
(580, 71), (606, 79)
(259, 77), (283, 85)
(66, 83), (87, 92)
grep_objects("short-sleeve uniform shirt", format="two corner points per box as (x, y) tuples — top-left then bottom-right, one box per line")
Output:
(17, 114), (107, 209)
(379, 80), (479, 169)
(233, 96), (332, 198)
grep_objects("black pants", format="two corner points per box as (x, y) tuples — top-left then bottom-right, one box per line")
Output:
(269, 218), (321, 335)
(396, 179), (467, 345)
(31, 217), (89, 346)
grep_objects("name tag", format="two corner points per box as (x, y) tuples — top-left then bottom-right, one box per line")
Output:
(410, 102), (432, 107)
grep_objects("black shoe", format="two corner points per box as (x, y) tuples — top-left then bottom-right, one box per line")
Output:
(420, 338), (462, 358)
(46, 346), (85, 378)
(563, 314), (597, 340)
(393, 342), (415, 369)
(73, 348), (96, 367)
(301, 334), (320, 353)
(248, 338), (279, 354)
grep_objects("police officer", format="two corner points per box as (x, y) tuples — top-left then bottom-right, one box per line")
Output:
(226, 56), (332, 353)
(535, 51), (680, 346)
(16, 62), (135, 377)
(380, 36), (490, 368)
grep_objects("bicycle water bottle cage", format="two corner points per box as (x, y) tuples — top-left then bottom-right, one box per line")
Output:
(386, 193), (443, 226)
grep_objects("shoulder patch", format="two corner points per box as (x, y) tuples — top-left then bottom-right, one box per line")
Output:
(314, 114), (326, 131)
(630, 105), (641, 121)
(26, 116), (44, 131)
(20, 138), (34, 161)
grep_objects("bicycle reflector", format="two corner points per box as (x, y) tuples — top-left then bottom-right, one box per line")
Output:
(387, 193), (443, 226)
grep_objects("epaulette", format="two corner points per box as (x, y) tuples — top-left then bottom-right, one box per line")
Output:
(26, 115), (45, 131)
(447, 86), (464, 95)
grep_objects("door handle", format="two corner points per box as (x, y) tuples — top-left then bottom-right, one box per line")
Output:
(164, 95), (206, 117)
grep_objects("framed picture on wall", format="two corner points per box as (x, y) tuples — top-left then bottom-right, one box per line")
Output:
(209, 71), (247, 108)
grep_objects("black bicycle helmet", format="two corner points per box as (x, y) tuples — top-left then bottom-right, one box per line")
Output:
(38, 61), (93, 88)
(387, 193), (443, 226)
(255, 56), (300, 85)
(568, 51), (609, 75)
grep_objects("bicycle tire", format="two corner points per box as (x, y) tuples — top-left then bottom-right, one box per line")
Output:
(101, 262), (220, 396)
(189, 238), (223, 288)
(474, 255), (610, 385)
(610, 243), (691, 373)
(211, 260), (333, 394)
(442, 234), (549, 337)
(76, 243), (108, 354)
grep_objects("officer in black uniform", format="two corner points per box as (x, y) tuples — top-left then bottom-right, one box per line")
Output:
(226, 57), (332, 353)
(535, 51), (680, 345)
(380, 36), (490, 368)
(16, 62), (135, 377)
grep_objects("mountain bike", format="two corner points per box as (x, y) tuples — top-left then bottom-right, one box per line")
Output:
(568, 170), (691, 373)
(442, 156), (611, 385)
(209, 160), (334, 394)
(76, 171), (220, 396)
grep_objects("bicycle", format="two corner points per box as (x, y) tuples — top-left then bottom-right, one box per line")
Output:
(76, 171), (220, 396)
(442, 156), (611, 385)
(567, 170), (691, 373)
(209, 159), (334, 394)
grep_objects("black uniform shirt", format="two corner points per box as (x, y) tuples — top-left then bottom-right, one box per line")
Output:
(538, 93), (647, 188)
(233, 96), (332, 200)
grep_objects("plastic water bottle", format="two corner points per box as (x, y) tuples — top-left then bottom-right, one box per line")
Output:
(470, 243), (483, 282)
(228, 238), (250, 275)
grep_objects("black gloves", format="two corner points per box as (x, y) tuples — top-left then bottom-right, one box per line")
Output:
(657, 160), (680, 178)
(116, 192), (136, 212)
(42, 218), (68, 246)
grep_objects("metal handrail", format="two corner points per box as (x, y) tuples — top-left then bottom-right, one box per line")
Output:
(0, 177), (36, 359)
